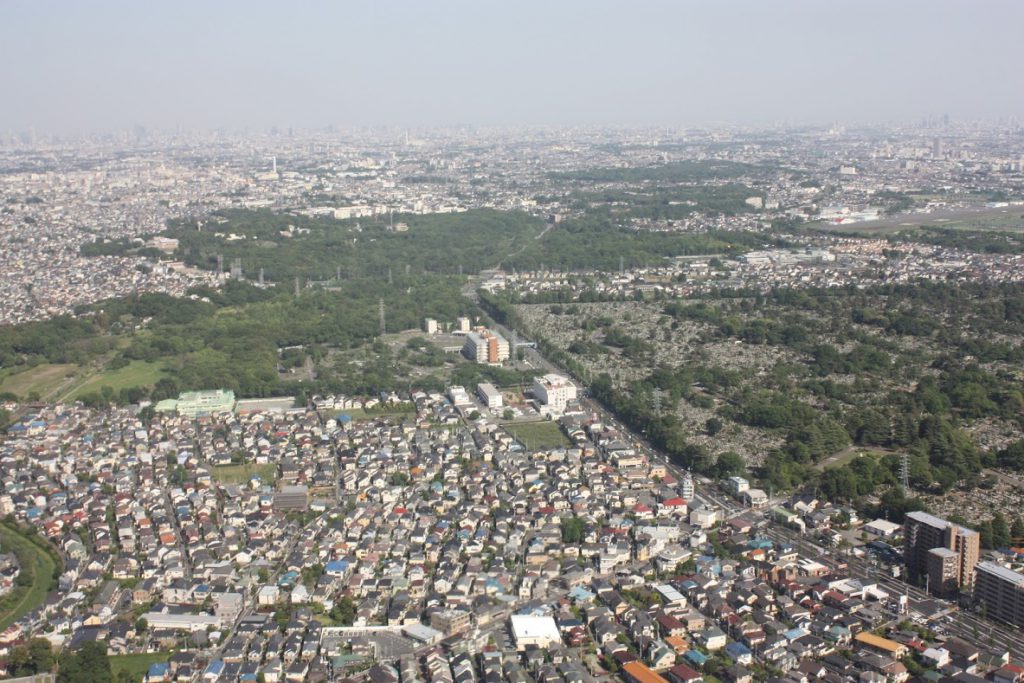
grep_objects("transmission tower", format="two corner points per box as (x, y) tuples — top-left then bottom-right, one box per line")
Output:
(652, 389), (663, 416)
(899, 453), (910, 494)
(294, 277), (300, 297)
(387, 267), (393, 285)
(379, 298), (386, 336)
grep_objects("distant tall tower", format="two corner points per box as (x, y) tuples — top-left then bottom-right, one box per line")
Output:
(387, 267), (393, 285)
(294, 277), (300, 297)
(336, 266), (341, 281)
(379, 298), (386, 336)
(216, 254), (224, 273)
(230, 258), (242, 280)
(272, 156), (277, 174)
(258, 268), (264, 286)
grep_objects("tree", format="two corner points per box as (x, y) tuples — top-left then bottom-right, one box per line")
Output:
(27, 638), (54, 673)
(1011, 517), (1024, 543)
(57, 641), (112, 683)
(561, 517), (586, 544)
(330, 595), (357, 626)
(992, 512), (1011, 549)
(715, 451), (745, 478)
(705, 417), (724, 436)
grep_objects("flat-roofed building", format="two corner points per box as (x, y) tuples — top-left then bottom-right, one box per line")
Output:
(477, 383), (502, 410)
(463, 328), (509, 364)
(975, 561), (1024, 628)
(156, 389), (236, 417)
(903, 510), (979, 595)
(531, 374), (577, 414)
(927, 547), (960, 598)
(430, 609), (471, 635)
(273, 485), (309, 512)
(510, 615), (560, 650)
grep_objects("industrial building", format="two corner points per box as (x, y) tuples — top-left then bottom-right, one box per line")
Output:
(903, 510), (980, 596)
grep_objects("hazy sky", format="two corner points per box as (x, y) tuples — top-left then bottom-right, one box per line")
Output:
(2, 0), (1022, 133)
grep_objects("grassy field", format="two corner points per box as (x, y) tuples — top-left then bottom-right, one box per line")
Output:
(67, 360), (167, 400)
(109, 652), (172, 682)
(816, 446), (892, 471)
(322, 405), (417, 422)
(0, 363), (78, 399)
(502, 420), (571, 450)
(211, 463), (278, 485)
(0, 524), (58, 630)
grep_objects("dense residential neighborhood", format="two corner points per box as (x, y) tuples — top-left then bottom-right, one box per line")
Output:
(0, 386), (1021, 682)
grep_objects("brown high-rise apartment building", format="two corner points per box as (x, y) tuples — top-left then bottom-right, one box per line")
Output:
(903, 510), (980, 596)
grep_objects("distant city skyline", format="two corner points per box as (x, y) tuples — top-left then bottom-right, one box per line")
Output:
(1, 0), (1022, 134)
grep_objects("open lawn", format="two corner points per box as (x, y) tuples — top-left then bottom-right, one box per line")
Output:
(211, 463), (278, 485)
(323, 405), (417, 422)
(109, 652), (172, 683)
(816, 446), (893, 471)
(0, 363), (78, 399)
(0, 524), (59, 630)
(502, 420), (571, 450)
(67, 360), (167, 400)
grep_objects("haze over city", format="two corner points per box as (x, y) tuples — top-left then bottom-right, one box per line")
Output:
(2, 0), (1023, 133)
(5, 3), (1024, 683)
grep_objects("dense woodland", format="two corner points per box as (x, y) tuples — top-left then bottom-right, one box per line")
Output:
(161, 205), (784, 279)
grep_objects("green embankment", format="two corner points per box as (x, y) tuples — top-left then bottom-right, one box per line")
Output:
(0, 522), (60, 630)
